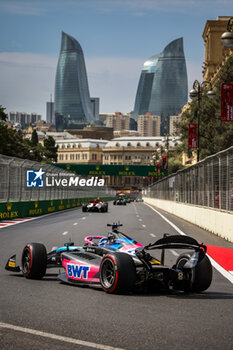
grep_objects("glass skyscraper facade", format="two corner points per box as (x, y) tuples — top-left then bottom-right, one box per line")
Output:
(55, 32), (94, 131)
(133, 38), (188, 135)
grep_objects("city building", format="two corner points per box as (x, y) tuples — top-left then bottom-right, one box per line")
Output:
(65, 125), (114, 140)
(25, 120), (53, 133)
(90, 98), (100, 120)
(202, 16), (233, 84)
(113, 130), (140, 138)
(56, 139), (108, 164)
(102, 136), (179, 190)
(133, 38), (188, 135)
(98, 113), (108, 124)
(105, 112), (131, 131)
(169, 114), (182, 136)
(133, 54), (159, 121)
(137, 114), (160, 136)
(24, 128), (75, 145)
(54, 32), (95, 131)
(55, 136), (180, 191)
(8, 112), (42, 128)
(46, 99), (55, 125)
(102, 137), (178, 166)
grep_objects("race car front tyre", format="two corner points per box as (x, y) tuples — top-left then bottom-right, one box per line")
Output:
(82, 206), (87, 212)
(21, 243), (47, 279)
(99, 252), (136, 294)
(176, 253), (212, 292)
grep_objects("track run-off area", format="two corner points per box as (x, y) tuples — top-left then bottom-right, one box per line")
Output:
(0, 201), (233, 350)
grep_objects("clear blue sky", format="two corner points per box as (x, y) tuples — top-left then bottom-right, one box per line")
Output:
(0, 0), (233, 119)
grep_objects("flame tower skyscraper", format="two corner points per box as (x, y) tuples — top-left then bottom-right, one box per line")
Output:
(55, 32), (94, 131)
(133, 38), (188, 135)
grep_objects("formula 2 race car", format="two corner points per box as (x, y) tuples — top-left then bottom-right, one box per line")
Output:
(113, 197), (126, 205)
(82, 199), (108, 212)
(5, 223), (212, 294)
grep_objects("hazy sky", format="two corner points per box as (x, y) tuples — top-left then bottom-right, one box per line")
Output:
(1, 0), (233, 119)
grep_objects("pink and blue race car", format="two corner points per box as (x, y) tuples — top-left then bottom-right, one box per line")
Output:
(5, 223), (212, 294)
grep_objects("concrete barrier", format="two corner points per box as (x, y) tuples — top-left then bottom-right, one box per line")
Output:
(143, 197), (233, 243)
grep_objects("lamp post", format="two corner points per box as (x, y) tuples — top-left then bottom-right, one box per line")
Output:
(150, 153), (157, 183)
(162, 134), (170, 174)
(221, 17), (233, 48)
(189, 80), (215, 162)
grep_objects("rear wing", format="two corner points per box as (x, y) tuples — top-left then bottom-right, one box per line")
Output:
(136, 234), (207, 267)
(145, 235), (206, 252)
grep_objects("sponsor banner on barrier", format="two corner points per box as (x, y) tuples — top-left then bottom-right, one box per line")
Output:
(0, 197), (113, 221)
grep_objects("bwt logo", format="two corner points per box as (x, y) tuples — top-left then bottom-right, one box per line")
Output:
(67, 264), (90, 279)
(26, 169), (45, 188)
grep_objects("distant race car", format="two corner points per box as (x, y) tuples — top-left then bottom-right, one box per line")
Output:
(5, 223), (213, 294)
(125, 197), (132, 203)
(82, 199), (108, 212)
(113, 197), (126, 205)
(135, 197), (143, 202)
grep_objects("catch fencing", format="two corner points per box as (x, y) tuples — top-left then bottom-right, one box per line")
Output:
(145, 146), (233, 212)
(0, 154), (114, 202)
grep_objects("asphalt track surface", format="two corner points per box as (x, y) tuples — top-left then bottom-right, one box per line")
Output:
(0, 202), (233, 350)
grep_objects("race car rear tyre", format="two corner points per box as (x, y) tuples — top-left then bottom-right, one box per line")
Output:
(176, 253), (212, 292)
(82, 206), (87, 212)
(100, 252), (136, 294)
(21, 243), (47, 279)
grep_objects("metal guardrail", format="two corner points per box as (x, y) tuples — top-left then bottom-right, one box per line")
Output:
(0, 154), (115, 202)
(144, 146), (233, 212)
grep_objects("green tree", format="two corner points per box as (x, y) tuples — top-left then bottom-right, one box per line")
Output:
(31, 129), (38, 146)
(178, 54), (233, 161)
(43, 136), (58, 162)
(0, 105), (7, 121)
(168, 156), (184, 174)
(0, 105), (46, 161)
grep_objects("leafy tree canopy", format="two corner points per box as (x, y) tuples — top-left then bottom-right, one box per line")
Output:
(0, 105), (8, 121)
(0, 108), (58, 163)
(178, 54), (233, 161)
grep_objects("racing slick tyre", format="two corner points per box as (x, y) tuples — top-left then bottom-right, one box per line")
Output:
(113, 201), (116, 205)
(99, 252), (136, 294)
(176, 253), (212, 292)
(21, 243), (47, 279)
(82, 206), (87, 212)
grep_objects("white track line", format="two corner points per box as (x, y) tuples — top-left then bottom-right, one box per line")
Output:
(142, 224), (146, 228)
(150, 233), (156, 238)
(0, 322), (124, 350)
(62, 231), (68, 236)
(0, 206), (83, 230)
(145, 203), (233, 284)
(73, 223), (78, 226)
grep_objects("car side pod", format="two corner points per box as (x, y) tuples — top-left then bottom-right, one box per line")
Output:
(5, 255), (20, 273)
